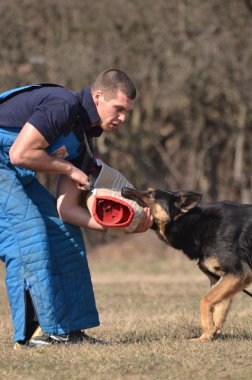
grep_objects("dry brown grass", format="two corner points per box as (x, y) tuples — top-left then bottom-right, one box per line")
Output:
(1, 231), (252, 379)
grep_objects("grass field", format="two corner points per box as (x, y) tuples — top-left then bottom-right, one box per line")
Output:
(0, 231), (252, 380)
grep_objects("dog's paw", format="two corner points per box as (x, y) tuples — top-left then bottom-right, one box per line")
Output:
(215, 329), (222, 336)
(190, 334), (214, 343)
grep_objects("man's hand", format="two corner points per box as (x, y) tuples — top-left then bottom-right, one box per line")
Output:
(67, 166), (91, 190)
(133, 207), (154, 233)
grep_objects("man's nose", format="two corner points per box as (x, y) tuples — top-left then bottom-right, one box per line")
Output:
(118, 113), (126, 123)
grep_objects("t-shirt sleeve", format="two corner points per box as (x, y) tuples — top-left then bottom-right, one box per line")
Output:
(28, 96), (78, 144)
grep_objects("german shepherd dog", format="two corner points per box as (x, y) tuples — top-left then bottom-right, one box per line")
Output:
(121, 187), (252, 342)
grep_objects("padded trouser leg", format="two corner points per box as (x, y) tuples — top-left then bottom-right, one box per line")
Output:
(0, 165), (99, 342)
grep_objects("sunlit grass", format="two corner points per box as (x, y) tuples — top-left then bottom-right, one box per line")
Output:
(1, 232), (252, 379)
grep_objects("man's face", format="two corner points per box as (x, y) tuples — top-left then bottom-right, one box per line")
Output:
(94, 90), (135, 132)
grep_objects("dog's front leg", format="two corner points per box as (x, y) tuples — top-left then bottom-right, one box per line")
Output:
(191, 295), (217, 342)
(213, 298), (232, 335)
(208, 276), (232, 336)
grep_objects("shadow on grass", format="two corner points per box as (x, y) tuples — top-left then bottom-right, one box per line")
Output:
(113, 326), (196, 345)
(112, 326), (252, 345)
(115, 334), (161, 345)
(215, 333), (252, 341)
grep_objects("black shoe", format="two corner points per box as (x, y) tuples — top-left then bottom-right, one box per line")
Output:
(50, 330), (109, 345)
(28, 333), (53, 348)
(29, 330), (108, 348)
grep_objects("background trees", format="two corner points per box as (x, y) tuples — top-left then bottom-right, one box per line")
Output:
(1, 0), (251, 203)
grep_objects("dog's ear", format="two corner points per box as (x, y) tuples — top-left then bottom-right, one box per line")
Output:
(174, 191), (202, 214)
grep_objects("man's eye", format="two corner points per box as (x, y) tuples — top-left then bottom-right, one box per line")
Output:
(115, 107), (124, 112)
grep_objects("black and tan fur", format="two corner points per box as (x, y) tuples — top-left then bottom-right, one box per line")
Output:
(121, 187), (252, 342)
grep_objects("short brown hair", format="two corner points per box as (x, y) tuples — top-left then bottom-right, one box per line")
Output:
(91, 69), (137, 100)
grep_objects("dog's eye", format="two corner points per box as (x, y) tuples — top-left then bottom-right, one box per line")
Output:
(147, 188), (156, 198)
(147, 192), (155, 199)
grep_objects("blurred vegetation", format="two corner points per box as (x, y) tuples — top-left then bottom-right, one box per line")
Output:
(1, 0), (252, 203)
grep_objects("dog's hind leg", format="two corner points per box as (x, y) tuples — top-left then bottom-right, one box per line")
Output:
(192, 274), (244, 342)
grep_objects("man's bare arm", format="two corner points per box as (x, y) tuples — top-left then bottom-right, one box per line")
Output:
(56, 174), (107, 231)
(9, 122), (90, 188)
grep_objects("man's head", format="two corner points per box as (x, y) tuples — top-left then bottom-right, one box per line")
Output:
(91, 69), (137, 132)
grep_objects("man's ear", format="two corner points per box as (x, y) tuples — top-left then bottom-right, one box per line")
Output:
(93, 90), (103, 106)
(174, 191), (202, 214)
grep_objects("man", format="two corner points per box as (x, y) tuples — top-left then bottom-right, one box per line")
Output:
(0, 69), (153, 348)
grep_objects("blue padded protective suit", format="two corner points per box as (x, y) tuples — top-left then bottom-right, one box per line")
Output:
(0, 126), (99, 342)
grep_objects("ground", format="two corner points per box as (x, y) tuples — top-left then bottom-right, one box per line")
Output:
(1, 230), (252, 379)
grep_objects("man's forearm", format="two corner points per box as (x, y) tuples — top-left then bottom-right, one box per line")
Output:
(10, 146), (74, 175)
(9, 121), (73, 175)
(58, 203), (107, 231)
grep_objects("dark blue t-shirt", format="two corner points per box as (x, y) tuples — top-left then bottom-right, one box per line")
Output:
(0, 84), (103, 168)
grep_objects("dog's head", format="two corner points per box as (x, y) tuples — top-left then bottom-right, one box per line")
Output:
(121, 187), (203, 225)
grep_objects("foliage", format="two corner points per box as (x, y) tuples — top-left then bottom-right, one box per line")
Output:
(1, 0), (252, 202)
